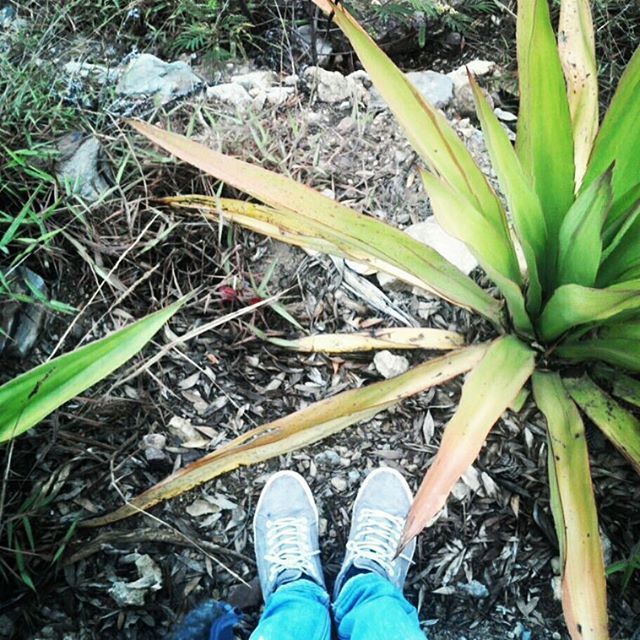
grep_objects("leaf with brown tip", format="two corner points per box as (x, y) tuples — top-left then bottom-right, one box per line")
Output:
(532, 372), (609, 640)
(83, 345), (487, 526)
(399, 336), (534, 548)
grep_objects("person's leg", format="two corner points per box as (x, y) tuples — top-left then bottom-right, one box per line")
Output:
(332, 467), (427, 640)
(250, 471), (331, 640)
(333, 573), (425, 640)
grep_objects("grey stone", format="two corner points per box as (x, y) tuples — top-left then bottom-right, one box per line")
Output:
(456, 579), (489, 599)
(0, 268), (47, 358)
(0, 5), (16, 28)
(206, 82), (252, 110)
(369, 70), (453, 111)
(304, 67), (351, 103)
(331, 477), (347, 492)
(56, 134), (110, 202)
(374, 350), (410, 379)
(116, 53), (203, 104)
(64, 60), (119, 85)
(447, 60), (496, 118)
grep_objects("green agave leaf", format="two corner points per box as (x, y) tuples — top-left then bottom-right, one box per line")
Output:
(612, 374), (640, 408)
(160, 194), (503, 324)
(583, 46), (640, 214)
(602, 182), (640, 246)
(420, 170), (532, 335)
(539, 279), (640, 340)
(0, 301), (183, 442)
(557, 338), (640, 372)
(401, 336), (534, 546)
(84, 345), (488, 526)
(468, 73), (545, 310)
(310, 0), (514, 252)
(516, 0), (575, 277)
(557, 169), (612, 287)
(558, 0), (598, 188)
(564, 375), (640, 473)
(532, 372), (609, 640)
(598, 216), (640, 285)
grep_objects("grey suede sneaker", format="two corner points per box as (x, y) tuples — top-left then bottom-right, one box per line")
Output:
(333, 467), (416, 599)
(253, 470), (325, 601)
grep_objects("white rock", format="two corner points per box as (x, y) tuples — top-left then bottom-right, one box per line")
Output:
(406, 71), (454, 108)
(331, 477), (347, 492)
(494, 107), (517, 122)
(304, 66), (364, 104)
(374, 350), (410, 379)
(265, 86), (294, 106)
(64, 60), (119, 84)
(370, 70), (453, 111)
(406, 218), (478, 275)
(283, 74), (299, 87)
(206, 82), (252, 110)
(231, 70), (275, 91)
(116, 53), (202, 104)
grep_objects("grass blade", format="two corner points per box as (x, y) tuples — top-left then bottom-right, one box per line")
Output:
(400, 336), (534, 547)
(558, 0), (598, 188)
(83, 345), (488, 526)
(310, 0), (512, 248)
(532, 372), (609, 640)
(564, 374), (640, 473)
(539, 279), (640, 341)
(516, 0), (575, 270)
(159, 194), (503, 324)
(0, 301), (184, 442)
(254, 327), (464, 353)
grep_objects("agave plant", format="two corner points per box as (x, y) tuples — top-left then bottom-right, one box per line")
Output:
(88, 0), (639, 636)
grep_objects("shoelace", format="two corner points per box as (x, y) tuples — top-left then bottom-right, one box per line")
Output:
(346, 508), (411, 578)
(264, 517), (319, 582)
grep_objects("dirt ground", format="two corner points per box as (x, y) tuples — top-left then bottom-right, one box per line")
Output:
(1, 2), (640, 639)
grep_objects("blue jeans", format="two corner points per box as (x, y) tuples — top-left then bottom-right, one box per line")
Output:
(250, 574), (427, 640)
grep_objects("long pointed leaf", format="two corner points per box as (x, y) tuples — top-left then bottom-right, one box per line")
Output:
(583, 46), (640, 212)
(400, 336), (534, 547)
(165, 195), (501, 321)
(557, 338), (640, 372)
(558, 0), (598, 188)
(532, 372), (608, 640)
(0, 301), (183, 442)
(420, 170), (532, 335)
(132, 123), (503, 326)
(598, 216), (640, 285)
(84, 345), (487, 526)
(310, 0), (513, 248)
(557, 169), (612, 287)
(564, 375), (640, 473)
(516, 0), (575, 272)
(256, 327), (464, 353)
(469, 73), (545, 308)
(539, 279), (640, 340)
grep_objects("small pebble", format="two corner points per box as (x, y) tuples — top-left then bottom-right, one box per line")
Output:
(331, 477), (347, 492)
